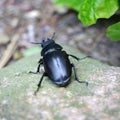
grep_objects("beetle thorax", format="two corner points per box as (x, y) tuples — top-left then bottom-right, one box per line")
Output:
(41, 39), (63, 56)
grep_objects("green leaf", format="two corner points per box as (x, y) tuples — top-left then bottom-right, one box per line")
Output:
(54, 0), (119, 26)
(79, 0), (119, 26)
(106, 22), (120, 41)
(95, 0), (119, 18)
(78, 0), (96, 26)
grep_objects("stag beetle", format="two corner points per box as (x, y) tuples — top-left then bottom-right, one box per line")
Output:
(29, 33), (88, 94)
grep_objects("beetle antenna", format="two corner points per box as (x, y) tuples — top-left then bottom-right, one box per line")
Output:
(51, 32), (55, 40)
(30, 42), (42, 44)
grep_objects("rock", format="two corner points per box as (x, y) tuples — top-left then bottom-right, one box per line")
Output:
(54, 6), (68, 15)
(0, 47), (120, 120)
(24, 10), (41, 21)
(0, 33), (10, 45)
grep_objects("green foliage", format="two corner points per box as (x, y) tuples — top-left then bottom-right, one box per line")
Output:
(55, 0), (120, 41)
(106, 22), (120, 41)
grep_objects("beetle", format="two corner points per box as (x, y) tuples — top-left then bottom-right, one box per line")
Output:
(29, 33), (88, 95)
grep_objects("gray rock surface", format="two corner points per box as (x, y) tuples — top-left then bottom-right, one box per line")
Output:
(0, 47), (120, 120)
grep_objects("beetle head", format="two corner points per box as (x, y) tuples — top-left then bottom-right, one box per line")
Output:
(30, 32), (55, 48)
(30, 33), (63, 56)
(41, 32), (55, 48)
(41, 38), (54, 48)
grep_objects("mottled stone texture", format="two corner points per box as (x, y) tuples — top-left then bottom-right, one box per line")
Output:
(0, 47), (120, 120)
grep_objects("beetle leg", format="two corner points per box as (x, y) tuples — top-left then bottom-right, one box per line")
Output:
(34, 72), (46, 95)
(29, 59), (43, 74)
(69, 54), (89, 61)
(38, 58), (43, 63)
(71, 63), (88, 86)
(68, 54), (79, 60)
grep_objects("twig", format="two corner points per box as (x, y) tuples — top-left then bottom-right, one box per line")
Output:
(0, 34), (19, 69)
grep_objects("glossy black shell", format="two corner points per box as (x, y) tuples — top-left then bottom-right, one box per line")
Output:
(43, 50), (72, 86)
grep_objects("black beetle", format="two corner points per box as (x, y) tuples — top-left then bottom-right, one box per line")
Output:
(30, 33), (88, 94)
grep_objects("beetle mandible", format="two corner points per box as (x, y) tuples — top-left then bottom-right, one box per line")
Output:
(29, 33), (88, 95)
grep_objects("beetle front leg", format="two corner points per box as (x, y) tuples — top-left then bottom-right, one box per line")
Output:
(34, 72), (46, 95)
(71, 63), (88, 86)
(29, 58), (43, 74)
